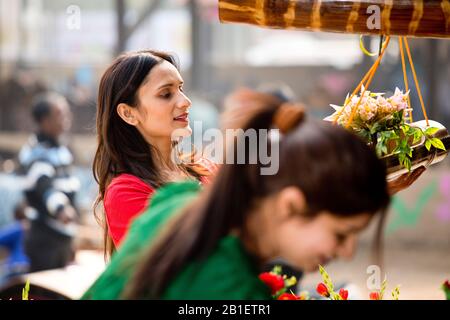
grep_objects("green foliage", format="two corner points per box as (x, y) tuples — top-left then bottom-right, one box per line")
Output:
(392, 286), (401, 300)
(318, 265), (342, 300)
(328, 88), (446, 171)
(373, 120), (445, 171)
(442, 281), (450, 300)
(22, 280), (30, 300)
(380, 277), (387, 300)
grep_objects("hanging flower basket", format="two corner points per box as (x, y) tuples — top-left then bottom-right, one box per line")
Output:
(324, 36), (450, 180)
(325, 86), (450, 180)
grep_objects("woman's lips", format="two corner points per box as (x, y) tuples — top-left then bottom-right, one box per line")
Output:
(173, 113), (189, 122)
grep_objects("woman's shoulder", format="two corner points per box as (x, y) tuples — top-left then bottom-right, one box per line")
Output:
(105, 174), (153, 198)
(104, 174), (156, 246)
(108, 173), (151, 189)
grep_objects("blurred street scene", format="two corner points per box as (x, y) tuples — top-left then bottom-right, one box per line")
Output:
(0, 0), (449, 300)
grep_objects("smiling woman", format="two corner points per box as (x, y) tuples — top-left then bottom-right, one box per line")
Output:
(92, 50), (217, 258)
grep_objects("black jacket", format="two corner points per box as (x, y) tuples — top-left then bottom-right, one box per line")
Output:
(18, 133), (80, 237)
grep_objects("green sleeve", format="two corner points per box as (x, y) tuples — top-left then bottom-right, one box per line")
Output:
(81, 181), (201, 300)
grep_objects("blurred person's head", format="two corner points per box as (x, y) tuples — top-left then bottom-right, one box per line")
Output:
(124, 89), (391, 298)
(221, 86), (298, 130)
(257, 82), (296, 103)
(93, 49), (205, 257)
(31, 92), (72, 139)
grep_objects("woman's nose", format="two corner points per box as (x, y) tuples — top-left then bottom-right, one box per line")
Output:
(178, 92), (192, 110)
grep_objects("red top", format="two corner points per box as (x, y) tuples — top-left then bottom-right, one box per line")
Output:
(104, 158), (218, 247)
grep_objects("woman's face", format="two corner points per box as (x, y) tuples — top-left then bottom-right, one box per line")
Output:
(253, 187), (374, 273)
(42, 99), (72, 138)
(275, 211), (373, 272)
(126, 59), (192, 144)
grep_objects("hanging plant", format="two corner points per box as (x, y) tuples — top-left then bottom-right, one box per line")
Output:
(325, 86), (446, 171)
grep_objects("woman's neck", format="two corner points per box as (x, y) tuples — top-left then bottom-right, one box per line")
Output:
(148, 136), (191, 182)
(234, 204), (278, 267)
(148, 136), (175, 169)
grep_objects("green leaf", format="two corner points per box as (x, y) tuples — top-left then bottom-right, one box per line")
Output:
(400, 138), (408, 148)
(425, 127), (440, 136)
(404, 157), (412, 171)
(393, 111), (403, 122)
(376, 142), (388, 157)
(285, 276), (297, 288)
(430, 138), (446, 151)
(272, 265), (282, 275)
(22, 280), (30, 300)
(425, 139), (432, 151)
(375, 146), (382, 157)
(401, 125), (409, 135)
(413, 129), (423, 144)
(319, 265), (334, 293)
(389, 130), (400, 139)
(369, 122), (381, 135)
(330, 292), (341, 300)
(392, 286), (401, 300)
(406, 145), (413, 157)
(274, 287), (287, 298)
(443, 283), (450, 300)
(406, 125), (416, 135)
(397, 153), (412, 171)
(380, 277), (387, 300)
(355, 128), (371, 142)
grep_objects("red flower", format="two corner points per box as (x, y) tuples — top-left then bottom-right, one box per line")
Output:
(259, 272), (285, 295)
(316, 283), (330, 298)
(339, 288), (348, 300)
(443, 280), (450, 300)
(443, 280), (450, 290)
(369, 292), (381, 300)
(277, 293), (300, 300)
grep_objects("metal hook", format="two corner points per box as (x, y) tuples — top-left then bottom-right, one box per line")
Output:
(378, 35), (384, 58)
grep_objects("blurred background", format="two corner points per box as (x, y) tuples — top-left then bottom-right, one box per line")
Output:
(0, 0), (449, 299)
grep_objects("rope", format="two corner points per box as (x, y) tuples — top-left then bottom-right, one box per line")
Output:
(399, 37), (413, 123)
(403, 37), (429, 126)
(333, 37), (389, 125)
(345, 36), (391, 128)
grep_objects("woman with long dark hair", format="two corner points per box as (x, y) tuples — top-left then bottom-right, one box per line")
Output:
(93, 50), (216, 257)
(83, 91), (391, 299)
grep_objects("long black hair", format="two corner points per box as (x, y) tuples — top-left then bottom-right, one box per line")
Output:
(93, 50), (206, 258)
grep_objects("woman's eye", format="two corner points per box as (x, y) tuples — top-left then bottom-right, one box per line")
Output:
(161, 92), (172, 99)
(336, 233), (347, 243)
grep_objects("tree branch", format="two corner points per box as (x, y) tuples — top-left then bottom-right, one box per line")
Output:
(124, 0), (162, 41)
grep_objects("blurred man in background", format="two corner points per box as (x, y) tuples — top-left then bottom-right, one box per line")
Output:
(18, 92), (80, 272)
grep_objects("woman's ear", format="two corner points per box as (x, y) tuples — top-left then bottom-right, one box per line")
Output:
(117, 103), (138, 126)
(275, 187), (307, 221)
